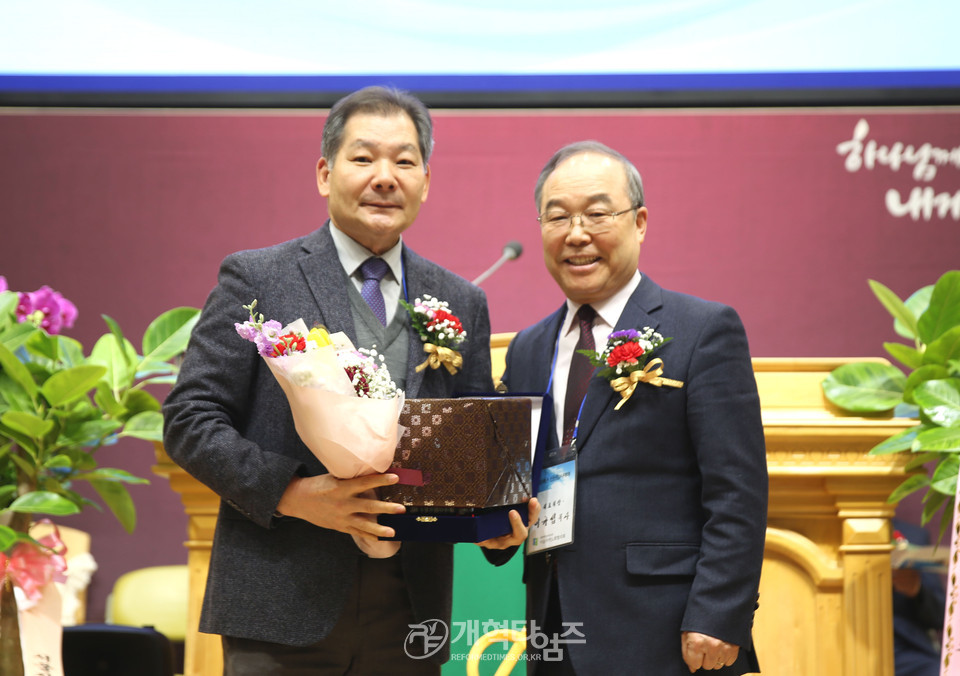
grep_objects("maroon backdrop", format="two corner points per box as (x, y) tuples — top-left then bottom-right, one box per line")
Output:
(1, 106), (958, 620)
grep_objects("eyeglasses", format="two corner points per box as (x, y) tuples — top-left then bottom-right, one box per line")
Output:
(537, 205), (641, 235)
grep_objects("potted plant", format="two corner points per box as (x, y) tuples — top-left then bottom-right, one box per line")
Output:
(0, 276), (198, 675)
(821, 270), (960, 531)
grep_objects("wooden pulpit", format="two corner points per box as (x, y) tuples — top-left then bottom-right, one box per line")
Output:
(154, 339), (913, 676)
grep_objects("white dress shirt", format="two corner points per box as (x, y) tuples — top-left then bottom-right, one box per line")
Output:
(328, 222), (404, 324)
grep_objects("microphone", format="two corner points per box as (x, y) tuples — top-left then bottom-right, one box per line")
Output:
(472, 241), (523, 286)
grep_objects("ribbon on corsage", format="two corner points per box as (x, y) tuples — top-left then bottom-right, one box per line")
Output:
(402, 295), (467, 376)
(578, 327), (684, 411)
(610, 357), (684, 410)
(416, 343), (464, 375)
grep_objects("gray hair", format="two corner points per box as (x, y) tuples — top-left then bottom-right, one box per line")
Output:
(534, 140), (645, 210)
(321, 86), (434, 168)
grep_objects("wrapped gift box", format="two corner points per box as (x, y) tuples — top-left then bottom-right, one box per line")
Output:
(379, 395), (545, 543)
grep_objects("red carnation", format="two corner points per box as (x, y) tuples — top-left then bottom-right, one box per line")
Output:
(607, 341), (645, 367)
(428, 309), (463, 333)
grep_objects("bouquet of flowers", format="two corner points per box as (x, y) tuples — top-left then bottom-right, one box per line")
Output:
(579, 327), (683, 410)
(401, 294), (466, 375)
(236, 301), (404, 557)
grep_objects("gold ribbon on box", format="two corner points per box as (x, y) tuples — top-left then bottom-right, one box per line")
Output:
(415, 343), (463, 375)
(610, 358), (684, 410)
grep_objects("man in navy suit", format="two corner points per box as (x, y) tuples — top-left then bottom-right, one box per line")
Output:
(892, 519), (945, 676)
(163, 87), (527, 675)
(497, 141), (768, 674)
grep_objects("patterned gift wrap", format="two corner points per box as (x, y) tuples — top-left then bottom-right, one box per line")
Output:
(379, 397), (532, 508)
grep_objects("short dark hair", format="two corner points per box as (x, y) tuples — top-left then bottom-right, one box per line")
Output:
(534, 140), (645, 210)
(321, 86), (434, 167)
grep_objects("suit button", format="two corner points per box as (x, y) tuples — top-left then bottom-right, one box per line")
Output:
(545, 552), (553, 564)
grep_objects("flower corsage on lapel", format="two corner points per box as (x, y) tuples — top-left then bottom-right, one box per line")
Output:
(579, 327), (684, 410)
(401, 294), (466, 375)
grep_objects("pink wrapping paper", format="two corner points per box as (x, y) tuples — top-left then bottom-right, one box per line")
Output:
(262, 330), (404, 557)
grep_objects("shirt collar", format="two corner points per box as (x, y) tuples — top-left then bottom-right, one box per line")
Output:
(328, 221), (403, 283)
(562, 270), (643, 337)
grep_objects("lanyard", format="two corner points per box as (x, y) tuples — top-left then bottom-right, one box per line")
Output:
(545, 306), (594, 447)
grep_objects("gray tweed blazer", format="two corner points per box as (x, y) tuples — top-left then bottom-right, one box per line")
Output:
(162, 224), (493, 659)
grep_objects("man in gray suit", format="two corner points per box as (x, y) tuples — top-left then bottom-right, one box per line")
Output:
(497, 142), (767, 674)
(163, 87), (529, 675)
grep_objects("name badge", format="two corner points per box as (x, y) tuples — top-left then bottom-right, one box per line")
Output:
(527, 443), (577, 554)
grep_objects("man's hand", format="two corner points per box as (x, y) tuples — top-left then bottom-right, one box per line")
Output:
(476, 498), (541, 550)
(892, 568), (923, 597)
(681, 631), (739, 672)
(276, 473), (406, 540)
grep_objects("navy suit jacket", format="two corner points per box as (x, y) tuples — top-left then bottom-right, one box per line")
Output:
(892, 519), (945, 675)
(501, 275), (767, 675)
(162, 224), (493, 660)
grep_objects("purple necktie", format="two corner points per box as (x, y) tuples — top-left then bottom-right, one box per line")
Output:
(359, 257), (389, 326)
(562, 304), (596, 446)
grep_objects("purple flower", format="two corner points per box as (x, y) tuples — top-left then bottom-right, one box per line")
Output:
(608, 329), (640, 342)
(235, 320), (260, 342)
(0, 276), (7, 293)
(254, 320), (283, 357)
(16, 285), (78, 335)
(59, 295), (78, 328)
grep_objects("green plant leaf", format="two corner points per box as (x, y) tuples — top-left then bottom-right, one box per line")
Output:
(912, 379), (960, 428)
(821, 362), (907, 412)
(903, 365), (951, 404)
(0, 340), (38, 400)
(931, 455), (960, 494)
(40, 364), (107, 407)
(8, 490), (81, 515)
(8, 449), (37, 476)
(0, 290), (17, 318)
(0, 411), (54, 440)
(101, 314), (136, 371)
(0, 482), (17, 502)
(56, 336), (86, 368)
(142, 307), (200, 364)
(23, 330), (59, 362)
(918, 271), (960, 344)
(135, 361), (177, 379)
(120, 389), (161, 417)
(924, 325), (960, 367)
(914, 427), (960, 452)
(90, 479), (137, 533)
(118, 410), (164, 441)
(884, 342), (923, 370)
(0, 525), (17, 550)
(93, 382), (126, 418)
(869, 279), (917, 340)
(57, 418), (122, 448)
(43, 454), (72, 470)
(923, 488), (950, 522)
(0, 372), (34, 414)
(935, 497), (956, 535)
(136, 375), (178, 386)
(77, 467), (149, 485)
(895, 285), (934, 340)
(905, 451), (941, 470)
(870, 424), (925, 454)
(89, 334), (138, 394)
(0, 321), (38, 352)
(888, 473), (930, 503)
